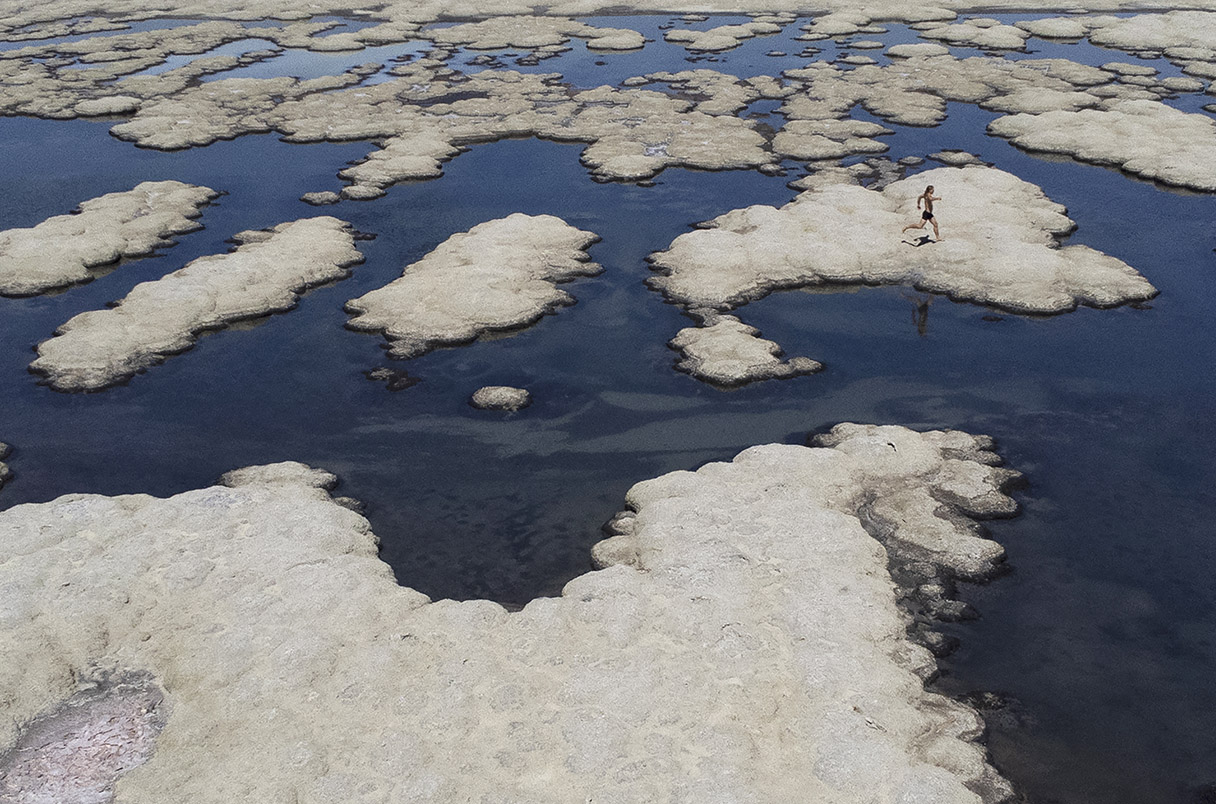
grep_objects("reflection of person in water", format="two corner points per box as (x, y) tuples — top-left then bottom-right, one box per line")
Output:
(903, 292), (932, 336)
(902, 185), (942, 241)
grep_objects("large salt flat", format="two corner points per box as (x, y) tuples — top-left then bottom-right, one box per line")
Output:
(0, 425), (1016, 803)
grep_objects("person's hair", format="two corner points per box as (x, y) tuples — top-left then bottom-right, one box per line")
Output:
(925, 185), (934, 193)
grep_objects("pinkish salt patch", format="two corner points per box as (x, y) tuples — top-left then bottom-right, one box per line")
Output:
(0, 673), (165, 804)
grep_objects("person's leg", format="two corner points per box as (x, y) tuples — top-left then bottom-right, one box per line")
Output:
(902, 218), (925, 233)
(930, 217), (941, 240)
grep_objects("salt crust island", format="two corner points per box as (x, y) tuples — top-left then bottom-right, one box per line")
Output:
(669, 312), (824, 387)
(2, 9), (1215, 199)
(31, 217), (364, 392)
(651, 166), (1156, 313)
(470, 385), (534, 411)
(345, 213), (600, 359)
(649, 165), (1155, 385)
(0, 423), (1022, 803)
(0, 181), (218, 297)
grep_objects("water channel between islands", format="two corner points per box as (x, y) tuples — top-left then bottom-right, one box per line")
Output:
(0, 9), (1214, 804)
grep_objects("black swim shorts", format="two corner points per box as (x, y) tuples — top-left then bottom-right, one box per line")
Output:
(922, 210), (934, 221)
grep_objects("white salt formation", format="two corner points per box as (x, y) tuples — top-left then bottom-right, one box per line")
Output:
(988, 100), (1216, 192)
(429, 15), (646, 51)
(1085, 10), (1216, 54)
(32, 217), (363, 392)
(0, 424), (1019, 803)
(107, 66), (776, 190)
(664, 19), (783, 52)
(470, 385), (532, 410)
(0, 181), (217, 297)
(918, 19), (1031, 51)
(670, 314), (823, 387)
(346, 213), (599, 359)
(650, 166), (1156, 314)
(3, 9), (1208, 199)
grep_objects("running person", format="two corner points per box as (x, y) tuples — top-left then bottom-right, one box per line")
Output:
(902, 185), (942, 241)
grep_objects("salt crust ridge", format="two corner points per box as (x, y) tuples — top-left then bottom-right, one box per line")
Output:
(31, 216), (364, 392)
(649, 165), (1156, 314)
(0, 181), (218, 297)
(346, 213), (600, 359)
(0, 424), (1019, 803)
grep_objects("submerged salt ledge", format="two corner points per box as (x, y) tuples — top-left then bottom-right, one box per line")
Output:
(650, 166), (1156, 314)
(346, 213), (600, 359)
(0, 181), (218, 297)
(0, 424), (1017, 803)
(32, 217), (364, 392)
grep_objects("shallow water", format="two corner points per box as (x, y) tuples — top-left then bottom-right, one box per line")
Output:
(1, 12), (1215, 804)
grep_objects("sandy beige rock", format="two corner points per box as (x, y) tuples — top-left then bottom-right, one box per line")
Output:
(669, 313), (822, 386)
(1160, 75), (1206, 93)
(1102, 61), (1157, 76)
(32, 217), (363, 392)
(346, 213), (599, 359)
(929, 150), (986, 166)
(988, 99), (1216, 192)
(643, 69), (766, 115)
(664, 20), (781, 52)
(73, 95), (141, 116)
(300, 191), (340, 205)
(0, 423), (1019, 803)
(799, 12), (873, 38)
(649, 166), (1156, 314)
(470, 385), (532, 410)
(0, 181), (217, 297)
(788, 156), (907, 192)
(1088, 11), (1216, 54)
(429, 15), (645, 51)
(1016, 16), (1089, 39)
(779, 53), (1116, 129)
(919, 20), (1029, 50)
(886, 42), (950, 58)
(773, 118), (892, 160)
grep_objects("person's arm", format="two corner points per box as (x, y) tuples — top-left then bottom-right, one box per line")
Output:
(917, 195), (923, 209)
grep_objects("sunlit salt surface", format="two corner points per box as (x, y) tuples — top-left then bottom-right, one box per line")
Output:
(0, 12), (1214, 804)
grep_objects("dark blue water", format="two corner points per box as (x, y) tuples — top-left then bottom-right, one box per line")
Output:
(1, 12), (1215, 804)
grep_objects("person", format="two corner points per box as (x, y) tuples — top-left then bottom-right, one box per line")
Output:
(902, 185), (942, 241)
